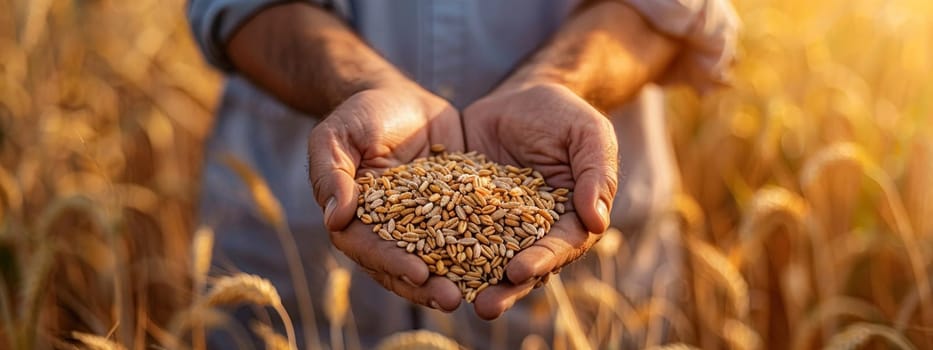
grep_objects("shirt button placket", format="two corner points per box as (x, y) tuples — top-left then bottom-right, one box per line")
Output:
(430, 1), (465, 107)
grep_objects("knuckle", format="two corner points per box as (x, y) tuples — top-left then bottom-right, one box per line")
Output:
(604, 166), (620, 198)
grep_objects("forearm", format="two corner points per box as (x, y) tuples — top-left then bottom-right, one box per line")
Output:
(226, 3), (409, 116)
(501, 1), (678, 112)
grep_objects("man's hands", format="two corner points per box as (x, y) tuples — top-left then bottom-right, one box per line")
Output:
(231, 0), (677, 319)
(310, 81), (620, 319)
(463, 82), (619, 319)
(307, 82), (465, 312)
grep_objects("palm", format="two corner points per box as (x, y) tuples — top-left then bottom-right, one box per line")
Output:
(463, 83), (619, 319)
(342, 89), (461, 172)
(308, 86), (465, 311)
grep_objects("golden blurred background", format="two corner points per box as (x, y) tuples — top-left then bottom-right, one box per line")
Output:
(0, 0), (931, 348)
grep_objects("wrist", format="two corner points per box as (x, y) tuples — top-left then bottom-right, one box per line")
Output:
(496, 64), (572, 95)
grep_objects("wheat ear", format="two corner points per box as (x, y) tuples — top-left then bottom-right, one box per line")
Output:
(375, 330), (461, 350)
(802, 143), (932, 326)
(222, 154), (322, 350)
(686, 236), (749, 319)
(824, 322), (916, 350)
(206, 274), (296, 350)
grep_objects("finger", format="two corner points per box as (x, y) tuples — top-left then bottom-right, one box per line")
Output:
(363, 269), (462, 312)
(569, 118), (619, 234)
(308, 121), (359, 231)
(428, 106), (466, 153)
(505, 215), (600, 284)
(473, 278), (538, 320)
(331, 222), (430, 286)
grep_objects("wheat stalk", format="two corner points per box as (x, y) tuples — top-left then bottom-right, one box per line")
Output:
(790, 296), (884, 350)
(519, 334), (549, 350)
(222, 154), (321, 350)
(0, 165), (23, 217)
(643, 296), (697, 347)
(722, 319), (762, 350)
(71, 331), (126, 350)
(375, 330), (461, 350)
(191, 226), (214, 350)
(0, 277), (15, 350)
(191, 226), (214, 294)
(686, 236), (749, 319)
(593, 227), (624, 301)
(801, 142), (933, 326)
(252, 321), (291, 350)
(164, 305), (252, 350)
(324, 266), (351, 350)
(35, 194), (134, 346)
(824, 322), (916, 350)
(673, 194), (705, 237)
(546, 275), (593, 350)
(565, 275), (640, 343)
(644, 343), (701, 350)
(222, 155), (285, 229)
(206, 274), (296, 350)
(733, 186), (807, 266)
(18, 242), (54, 350)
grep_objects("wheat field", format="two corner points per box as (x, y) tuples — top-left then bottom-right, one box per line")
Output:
(1, 0), (931, 349)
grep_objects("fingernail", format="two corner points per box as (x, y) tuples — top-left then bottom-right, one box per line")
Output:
(324, 197), (336, 226)
(597, 199), (610, 226)
(429, 300), (441, 309)
(400, 275), (417, 287)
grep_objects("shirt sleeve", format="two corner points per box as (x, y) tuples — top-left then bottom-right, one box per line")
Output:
(623, 0), (740, 92)
(187, 0), (351, 71)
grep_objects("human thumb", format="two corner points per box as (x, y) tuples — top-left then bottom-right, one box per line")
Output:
(571, 124), (619, 234)
(308, 124), (359, 232)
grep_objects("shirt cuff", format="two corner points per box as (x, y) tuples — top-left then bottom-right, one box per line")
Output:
(188, 0), (344, 71)
(624, 0), (741, 92)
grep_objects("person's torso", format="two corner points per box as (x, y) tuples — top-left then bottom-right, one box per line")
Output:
(205, 0), (581, 228)
(350, 0), (576, 108)
(225, 0), (578, 111)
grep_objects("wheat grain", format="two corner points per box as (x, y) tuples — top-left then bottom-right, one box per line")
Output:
(356, 151), (569, 301)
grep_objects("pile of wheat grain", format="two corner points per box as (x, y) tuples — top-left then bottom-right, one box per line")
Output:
(355, 146), (569, 302)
